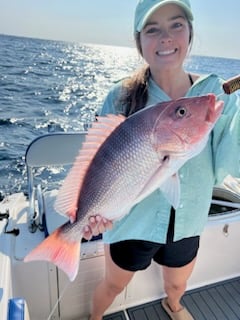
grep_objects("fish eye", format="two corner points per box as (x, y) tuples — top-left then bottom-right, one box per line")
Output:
(175, 106), (187, 118)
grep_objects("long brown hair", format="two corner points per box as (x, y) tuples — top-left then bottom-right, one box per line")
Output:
(120, 62), (150, 117)
(120, 18), (193, 117)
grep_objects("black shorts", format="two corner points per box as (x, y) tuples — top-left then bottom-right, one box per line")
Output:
(110, 237), (200, 271)
(109, 209), (200, 271)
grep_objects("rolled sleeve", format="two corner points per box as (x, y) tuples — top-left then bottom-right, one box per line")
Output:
(100, 82), (125, 116)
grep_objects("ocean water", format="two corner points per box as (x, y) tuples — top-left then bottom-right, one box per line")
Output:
(0, 34), (240, 196)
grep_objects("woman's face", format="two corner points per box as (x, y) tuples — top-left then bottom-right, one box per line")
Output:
(140, 4), (191, 73)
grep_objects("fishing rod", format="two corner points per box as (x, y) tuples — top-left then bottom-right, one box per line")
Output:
(218, 74), (240, 97)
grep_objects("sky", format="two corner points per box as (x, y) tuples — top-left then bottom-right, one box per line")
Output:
(0, 0), (239, 59)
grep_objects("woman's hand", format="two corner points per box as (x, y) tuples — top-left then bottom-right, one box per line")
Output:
(83, 215), (113, 240)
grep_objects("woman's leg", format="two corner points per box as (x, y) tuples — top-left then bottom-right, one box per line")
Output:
(162, 257), (197, 312)
(89, 244), (135, 320)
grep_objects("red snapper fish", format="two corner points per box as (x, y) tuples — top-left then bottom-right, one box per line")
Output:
(24, 94), (224, 281)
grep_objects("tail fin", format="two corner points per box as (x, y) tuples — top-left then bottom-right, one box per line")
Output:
(24, 228), (81, 282)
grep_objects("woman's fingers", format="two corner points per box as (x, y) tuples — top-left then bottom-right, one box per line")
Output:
(82, 215), (113, 240)
(83, 225), (93, 241)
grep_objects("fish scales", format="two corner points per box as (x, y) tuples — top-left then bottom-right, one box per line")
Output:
(75, 112), (160, 222)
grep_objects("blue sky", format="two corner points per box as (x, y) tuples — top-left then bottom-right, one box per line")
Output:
(1, 0), (239, 59)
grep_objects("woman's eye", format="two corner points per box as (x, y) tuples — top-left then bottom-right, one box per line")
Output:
(145, 27), (160, 35)
(174, 22), (182, 28)
(172, 22), (185, 30)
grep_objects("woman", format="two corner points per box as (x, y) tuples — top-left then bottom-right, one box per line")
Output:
(84, 1), (240, 319)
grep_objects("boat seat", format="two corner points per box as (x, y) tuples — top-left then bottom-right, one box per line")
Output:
(7, 298), (30, 320)
(25, 132), (86, 233)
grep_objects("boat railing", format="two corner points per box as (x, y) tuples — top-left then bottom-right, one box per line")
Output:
(24, 132), (86, 233)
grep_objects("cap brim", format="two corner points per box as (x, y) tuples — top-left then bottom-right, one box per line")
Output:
(136, 0), (193, 32)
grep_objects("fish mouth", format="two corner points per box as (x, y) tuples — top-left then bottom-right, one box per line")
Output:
(156, 48), (177, 56)
(205, 94), (224, 124)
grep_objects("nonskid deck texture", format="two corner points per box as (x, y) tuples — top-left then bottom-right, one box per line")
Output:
(103, 276), (240, 320)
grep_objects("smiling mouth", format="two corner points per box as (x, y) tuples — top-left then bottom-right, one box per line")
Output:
(156, 48), (177, 56)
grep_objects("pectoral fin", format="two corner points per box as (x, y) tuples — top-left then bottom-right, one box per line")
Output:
(159, 174), (180, 209)
(133, 164), (174, 205)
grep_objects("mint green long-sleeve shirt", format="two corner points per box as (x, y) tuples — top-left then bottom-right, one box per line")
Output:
(100, 74), (240, 243)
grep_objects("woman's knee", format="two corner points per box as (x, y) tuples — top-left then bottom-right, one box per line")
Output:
(104, 278), (126, 296)
(162, 258), (197, 293)
(164, 278), (186, 293)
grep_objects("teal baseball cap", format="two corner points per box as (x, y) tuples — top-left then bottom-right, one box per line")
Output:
(134, 0), (194, 32)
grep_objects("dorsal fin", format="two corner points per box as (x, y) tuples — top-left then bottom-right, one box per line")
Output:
(54, 114), (126, 221)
